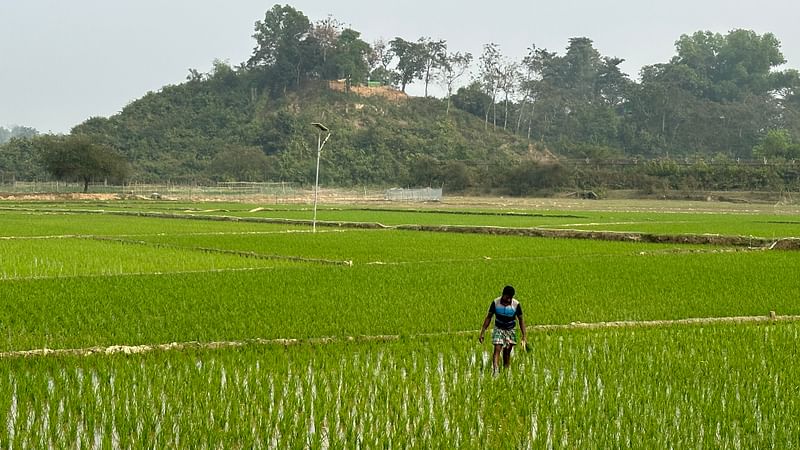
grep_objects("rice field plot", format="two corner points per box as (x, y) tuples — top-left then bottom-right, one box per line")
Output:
(2, 201), (800, 447)
(160, 205), (800, 238)
(1, 322), (797, 448)
(540, 211), (800, 238)
(0, 211), (305, 238)
(0, 237), (308, 280)
(6, 204), (590, 229)
(2, 244), (799, 351)
(225, 206), (591, 227)
(133, 228), (711, 264)
(8, 200), (800, 238)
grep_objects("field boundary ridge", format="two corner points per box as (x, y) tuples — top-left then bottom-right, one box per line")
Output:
(2, 313), (797, 359)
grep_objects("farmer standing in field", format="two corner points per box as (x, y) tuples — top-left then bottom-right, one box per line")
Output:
(479, 285), (527, 374)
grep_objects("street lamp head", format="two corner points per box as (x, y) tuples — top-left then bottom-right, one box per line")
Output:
(312, 122), (329, 132)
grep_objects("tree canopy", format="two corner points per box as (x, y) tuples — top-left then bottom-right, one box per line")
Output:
(0, 126), (38, 144)
(38, 135), (130, 192)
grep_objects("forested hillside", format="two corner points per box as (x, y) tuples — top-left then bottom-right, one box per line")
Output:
(458, 32), (800, 160)
(2, 4), (800, 194)
(70, 71), (538, 190)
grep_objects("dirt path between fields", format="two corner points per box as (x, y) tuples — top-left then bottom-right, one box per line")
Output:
(2, 313), (797, 359)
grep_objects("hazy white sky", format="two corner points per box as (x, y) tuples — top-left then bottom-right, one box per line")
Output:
(2, 0), (799, 133)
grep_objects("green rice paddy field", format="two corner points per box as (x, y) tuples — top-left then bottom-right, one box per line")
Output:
(1, 199), (799, 447)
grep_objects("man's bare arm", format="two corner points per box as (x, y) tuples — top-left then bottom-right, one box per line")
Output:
(479, 313), (492, 343)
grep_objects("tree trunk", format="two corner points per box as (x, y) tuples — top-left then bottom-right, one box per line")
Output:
(83, 178), (90, 193)
(492, 94), (497, 129)
(527, 104), (535, 139)
(516, 100), (526, 133)
(503, 92), (510, 130)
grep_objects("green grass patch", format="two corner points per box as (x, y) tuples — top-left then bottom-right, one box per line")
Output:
(6, 201), (800, 237)
(0, 237), (308, 279)
(1, 322), (797, 448)
(134, 228), (711, 263)
(0, 249), (797, 351)
(0, 211), (305, 237)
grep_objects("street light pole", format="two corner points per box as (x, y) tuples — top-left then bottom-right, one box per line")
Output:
(311, 123), (331, 232)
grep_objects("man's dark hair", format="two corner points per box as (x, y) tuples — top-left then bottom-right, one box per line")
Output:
(502, 285), (515, 297)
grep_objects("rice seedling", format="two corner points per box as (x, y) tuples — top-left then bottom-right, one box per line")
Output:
(1, 322), (797, 448)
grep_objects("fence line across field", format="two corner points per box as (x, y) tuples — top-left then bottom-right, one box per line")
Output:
(2, 312), (796, 359)
(0, 181), (441, 203)
(384, 187), (442, 202)
(0, 180), (302, 197)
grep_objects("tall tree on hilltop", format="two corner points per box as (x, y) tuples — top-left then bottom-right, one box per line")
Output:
(389, 37), (425, 92)
(418, 38), (448, 97)
(325, 29), (371, 89)
(517, 46), (556, 138)
(552, 37), (606, 103)
(478, 43), (502, 128)
(451, 81), (491, 119)
(629, 29), (800, 157)
(368, 38), (396, 86)
(438, 51), (473, 115)
(596, 56), (630, 108)
(521, 38), (630, 153)
(310, 15), (343, 65)
(671, 30), (786, 101)
(248, 5), (319, 92)
(497, 58), (520, 130)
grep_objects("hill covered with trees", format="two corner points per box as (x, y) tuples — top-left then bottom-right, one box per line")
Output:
(2, 4), (800, 195)
(70, 72), (540, 192)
